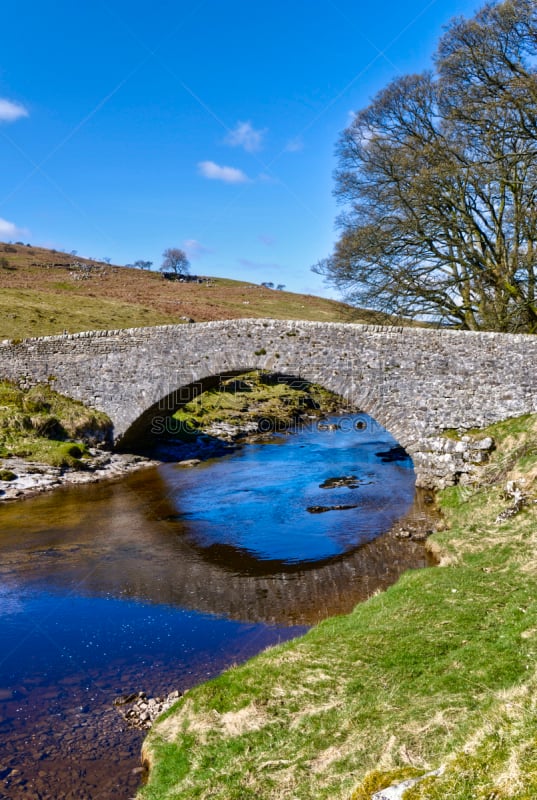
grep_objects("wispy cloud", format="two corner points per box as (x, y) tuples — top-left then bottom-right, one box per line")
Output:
(258, 172), (278, 184)
(285, 136), (304, 153)
(0, 99), (29, 123)
(238, 258), (283, 271)
(184, 238), (213, 259)
(0, 217), (26, 238)
(198, 160), (250, 184)
(225, 120), (266, 153)
(258, 234), (276, 247)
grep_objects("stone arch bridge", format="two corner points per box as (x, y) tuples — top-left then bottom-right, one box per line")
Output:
(1, 319), (536, 487)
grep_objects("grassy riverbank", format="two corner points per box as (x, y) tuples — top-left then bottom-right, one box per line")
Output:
(139, 415), (537, 800)
(172, 371), (346, 434)
(0, 381), (111, 470)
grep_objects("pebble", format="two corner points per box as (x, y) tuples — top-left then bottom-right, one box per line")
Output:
(307, 504), (359, 514)
(113, 690), (182, 730)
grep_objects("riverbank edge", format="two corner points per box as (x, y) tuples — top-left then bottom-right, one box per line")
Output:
(0, 428), (301, 503)
(138, 414), (537, 800)
(0, 450), (159, 502)
(0, 418), (290, 502)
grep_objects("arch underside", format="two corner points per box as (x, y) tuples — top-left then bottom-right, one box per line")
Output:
(115, 367), (409, 459)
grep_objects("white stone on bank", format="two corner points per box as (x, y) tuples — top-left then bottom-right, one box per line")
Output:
(0, 451), (157, 502)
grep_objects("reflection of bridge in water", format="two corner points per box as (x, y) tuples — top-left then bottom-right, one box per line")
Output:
(0, 470), (434, 626)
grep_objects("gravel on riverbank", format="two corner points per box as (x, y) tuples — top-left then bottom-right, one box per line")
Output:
(0, 451), (159, 502)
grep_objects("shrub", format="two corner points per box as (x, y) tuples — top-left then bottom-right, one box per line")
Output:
(0, 468), (17, 481)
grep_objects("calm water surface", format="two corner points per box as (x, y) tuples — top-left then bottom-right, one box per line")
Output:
(0, 415), (432, 799)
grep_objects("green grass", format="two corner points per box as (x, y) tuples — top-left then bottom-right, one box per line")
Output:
(0, 381), (111, 468)
(172, 372), (346, 434)
(0, 288), (178, 339)
(139, 415), (537, 800)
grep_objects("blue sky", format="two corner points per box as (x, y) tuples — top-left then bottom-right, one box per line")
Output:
(0, 0), (482, 297)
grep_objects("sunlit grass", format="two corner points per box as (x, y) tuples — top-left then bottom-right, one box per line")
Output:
(172, 371), (344, 433)
(0, 241), (403, 340)
(0, 289), (176, 339)
(0, 381), (111, 468)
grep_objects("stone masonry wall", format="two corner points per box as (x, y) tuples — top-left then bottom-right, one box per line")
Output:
(1, 319), (536, 488)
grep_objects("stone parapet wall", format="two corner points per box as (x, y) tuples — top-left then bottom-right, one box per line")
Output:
(1, 319), (536, 487)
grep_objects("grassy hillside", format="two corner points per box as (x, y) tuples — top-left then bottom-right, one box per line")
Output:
(0, 242), (381, 339)
(139, 415), (537, 800)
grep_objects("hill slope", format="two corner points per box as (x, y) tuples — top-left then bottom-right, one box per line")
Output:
(0, 243), (378, 339)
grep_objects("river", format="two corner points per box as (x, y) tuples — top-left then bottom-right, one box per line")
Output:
(0, 414), (433, 799)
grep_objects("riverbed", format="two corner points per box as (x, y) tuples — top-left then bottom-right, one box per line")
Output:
(0, 415), (434, 799)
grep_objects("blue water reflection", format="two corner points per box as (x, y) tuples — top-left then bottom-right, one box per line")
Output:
(162, 414), (415, 564)
(0, 586), (305, 690)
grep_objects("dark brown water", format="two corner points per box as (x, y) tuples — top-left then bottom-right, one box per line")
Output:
(0, 415), (434, 799)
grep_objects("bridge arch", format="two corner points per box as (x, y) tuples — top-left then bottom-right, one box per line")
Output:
(116, 366), (404, 457)
(1, 318), (536, 487)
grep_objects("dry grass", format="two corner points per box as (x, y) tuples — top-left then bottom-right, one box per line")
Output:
(0, 242), (387, 339)
(158, 699), (271, 744)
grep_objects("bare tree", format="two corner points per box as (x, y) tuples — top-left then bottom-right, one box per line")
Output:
(133, 259), (153, 270)
(161, 248), (190, 276)
(314, 0), (537, 332)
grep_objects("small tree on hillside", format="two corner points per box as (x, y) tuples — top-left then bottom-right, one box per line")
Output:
(133, 259), (153, 270)
(161, 248), (190, 276)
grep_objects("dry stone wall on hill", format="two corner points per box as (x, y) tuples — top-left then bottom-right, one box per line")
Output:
(1, 319), (536, 488)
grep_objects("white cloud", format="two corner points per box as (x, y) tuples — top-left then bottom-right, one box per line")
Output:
(285, 136), (304, 153)
(351, 125), (379, 150)
(0, 98), (29, 123)
(184, 239), (213, 259)
(0, 217), (25, 239)
(198, 160), (250, 184)
(225, 121), (266, 153)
